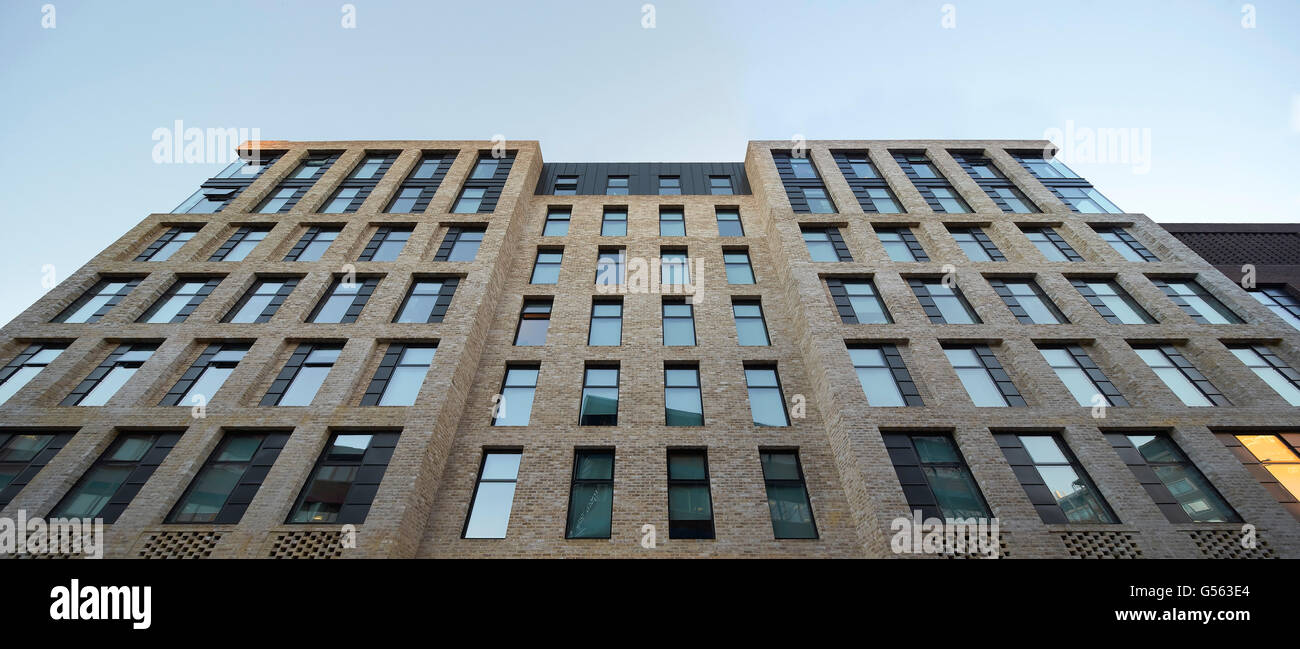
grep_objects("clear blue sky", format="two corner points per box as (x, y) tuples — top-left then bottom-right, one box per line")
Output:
(1, 0), (1297, 326)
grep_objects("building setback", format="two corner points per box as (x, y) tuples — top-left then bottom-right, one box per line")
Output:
(0, 139), (1297, 558)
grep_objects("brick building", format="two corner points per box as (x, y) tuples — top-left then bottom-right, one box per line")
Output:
(1, 139), (1297, 558)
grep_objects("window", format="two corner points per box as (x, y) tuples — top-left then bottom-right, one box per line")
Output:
(601, 208), (627, 236)
(434, 227), (485, 262)
(1094, 226), (1158, 262)
(733, 300), (770, 346)
(290, 154), (333, 180)
(948, 227), (1005, 262)
(1070, 279), (1155, 324)
(173, 186), (242, 214)
(222, 278), (297, 324)
(987, 186), (1036, 213)
(951, 152), (1037, 213)
(832, 151), (901, 213)
(709, 176), (733, 195)
(288, 431), (398, 524)
(553, 175), (578, 195)
(308, 277), (380, 323)
(493, 366), (538, 426)
(760, 451), (816, 538)
(357, 226), (413, 262)
(826, 278), (892, 324)
(320, 187), (362, 214)
(393, 277), (458, 323)
(514, 300), (552, 346)
(596, 248), (626, 285)
(159, 343), (249, 406)
(659, 207), (685, 236)
(167, 432), (288, 524)
(1228, 345), (1300, 406)
(136, 226), (201, 261)
(261, 344), (342, 407)
(139, 278), (221, 323)
(453, 187), (487, 213)
(746, 366), (789, 426)
(471, 158), (499, 180)
(944, 345), (1024, 407)
(362, 344), (436, 406)
(1229, 434), (1300, 504)
(283, 226), (341, 262)
(1038, 345), (1127, 407)
(662, 301), (696, 346)
(995, 433), (1117, 524)
(909, 278), (981, 324)
(801, 227), (851, 262)
(885, 434), (990, 519)
(579, 366), (619, 426)
(1110, 433), (1241, 523)
(849, 344), (921, 407)
(456, 152), (512, 212)
(667, 451), (714, 538)
(661, 249), (690, 285)
(1014, 154), (1080, 179)
(605, 176), (628, 196)
(54, 278), (142, 323)
(61, 344), (157, 406)
(588, 300), (622, 346)
(1023, 227), (1083, 262)
(566, 450), (614, 539)
(543, 208), (570, 236)
(1250, 286), (1300, 330)
(774, 151), (832, 213)
(0, 344), (67, 405)
(842, 152), (879, 179)
(876, 227), (928, 262)
(209, 226), (271, 262)
(1150, 279), (1242, 324)
(802, 187), (835, 213)
(664, 366), (704, 426)
(785, 157), (815, 179)
(724, 250), (755, 284)
(0, 431), (72, 507)
(1011, 152), (1122, 213)
(658, 175), (681, 195)
(256, 187), (304, 213)
(1055, 186), (1123, 214)
(862, 187), (902, 213)
(386, 151), (455, 213)
(463, 451), (522, 538)
(928, 187), (970, 213)
(530, 249), (563, 284)
(1134, 345), (1229, 406)
(50, 433), (178, 523)
(988, 278), (1067, 324)
(716, 208), (744, 236)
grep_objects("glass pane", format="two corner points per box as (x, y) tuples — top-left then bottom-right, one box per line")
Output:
(378, 365), (429, 405)
(924, 466), (989, 519)
(766, 485), (816, 538)
(1021, 436), (1069, 464)
(216, 436), (262, 462)
(514, 319), (550, 346)
(567, 483), (612, 538)
(914, 436), (960, 463)
(0, 366), (42, 405)
(954, 368), (1005, 407)
(79, 367), (137, 406)
(464, 481), (517, 538)
(589, 318), (621, 346)
(748, 386), (788, 426)
(181, 366), (234, 404)
(761, 453), (801, 480)
(481, 453), (522, 480)
(736, 317), (769, 346)
(55, 466), (131, 518)
(173, 464), (244, 522)
(857, 367), (904, 406)
(669, 485), (712, 520)
(0, 434), (52, 462)
(668, 454), (707, 480)
(665, 387), (704, 425)
(494, 386), (535, 425)
(1152, 465), (1237, 522)
(1036, 465), (1114, 523)
(575, 453), (614, 479)
(279, 366), (330, 406)
(291, 465), (358, 523)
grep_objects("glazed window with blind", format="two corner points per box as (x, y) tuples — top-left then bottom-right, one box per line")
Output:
(801, 227), (852, 262)
(988, 278), (1067, 324)
(1222, 433), (1300, 516)
(433, 227), (485, 262)
(136, 226), (202, 261)
(224, 278), (299, 323)
(566, 450), (615, 539)
(601, 208), (627, 236)
(667, 450), (714, 538)
(1250, 286), (1300, 330)
(595, 248), (626, 285)
(732, 299), (770, 346)
(724, 250), (755, 284)
(531, 249), (563, 284)
(950, 151), (1038, 213)
(1010, 152), (1123, 214)
(261, 343), (343, 407)
(392, 277), (458, 323)
(283, 226), (341, 262)
(826, 278), (892, 324)
(1150, 279), (1242, 324)
(891, 151), (969, 213)
(138, 277), (222, 323)
(771, 151), (835, 213)
(995, 433), (1117, 524)
(167, 431), (289, 524)
(361, 344), (436, 406)
(1038, 345), (1127, 407)
(947, 226), (1005, 262)
(1070, 279), (1156, 324)
(716, 208), (744, 236)
(209, 226), (272, 262)
(588, 299), (622, 346)
(745, 366), (790, 427)
(50, 432), (180, 523)
(357, 226), (413, 262)
(579, 366), (619, 426)
(664, 366), (704, 426)
(0, 343), (67, 406)
(848, 344), (922, 407)
(256, 152), (340, 213)
(1021, 226), (1084, 262)
(943, 345), (1025, 407)
(159, 343), (250, 406)
(463, 450), (522, 539)
(514, 299), (552, 346)
(53, 277), (142, 324)
(61, 343), (157, 406)
(493, 365), (538, 426)
(307, 276), (381, 323)
(884, 433), (990, 520)
(1133, 345), (1230, 407)
(830, 150), (902, 213)
(1228, 344), (1300, 406)
(0, 431), (73, 508)
(662, 301), (695, 346)
(319, 152), (398, 213)
(909, 278), (981, 324)
(543, 207), (570, 236)
(1108, 433), (1240, 524)
(759, 450), (817, 539)
(386, 151), (457, 213)
(287, 431), (399, 524)
(875, 227), (929, 262)
(452, 151), (514, 213)
(1093, 225), (1159, 262)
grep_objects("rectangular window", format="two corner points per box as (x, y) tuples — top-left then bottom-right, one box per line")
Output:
(1011, 152), (1121, 213)
(658, 176), (681, 195)
(826, 278), (892, 324)
(392, 277), (458, 323)
(472, 158), (500, 179)
(493, 365), (538, 426)
(386, 151), (455, 213)
(927, 187), (970, 213)
(455, 152), (512, 212)
(1055, 186), (1123, 214)
(139, 277), (222, 323)
(320, 187), (362, 214)
(530, 249), (563, 284)
(948, 227), (1005, 262)
(944, 345), (1024, 407)
(174, 186), (242, 214)
(832, 151), (901, 213)
(308, 276), (380, 323)
(580, 366), (619, 426)
(261, 343), (342, 407)
(0, 431), (73, 507)
(596, 248), (626, 285)
(987, 186), (1037, 213)
(995, 433), (1117, 524)
(453, 187), (487, 213)
(1038, 345), (1127, 407)
(1071, 279), (1155, 324)
(801, 227), (851, 262)
(909, 278), (981, 324)
(61, 344), (157, 406)
(159, 343), (249, 406)
(553, 175), (578, 195)
(884, 434), (990, 519)
(1133, 345), (1229, 406)
(605, 176), (628, 196)
(514, 299), (552, 346)
(50, 432), (179, 523)
(1094, 226), (1158, 262)
(137, 226), (201, 261)
(434, 227), (485, 262)
(662, 301), (696, 346)
(661, 249), (690, 285)
(288, 431), (398, 524)
(1150, 279), (1242, 324)
(362, 344), (436, 406)
(716, 208), (744, 236)
(760, 451), (817, 539)
(789, 157), (817, 179)
(733, 300), (770, 346)
(316, 152), (394, 213)
(54, 278), (142, 323)
(1228, 345), (1300, 406)
(876, 227), (929, 262)
(0, 344), (67, 405)
(665, 366), (704, 426)
(566, 450), (614, 539)
(667, 450), (714, 538)
(1023, 226), (1084, 262)
(849, 344), (921, 407)
(357, 226), (413, 262)
(543, 207), (571, 236)
(801, 187), (835, 213)
(588, 300), (622, 346)
(209, 226), (271, 262)
(1228, 434), (1300, 506)
(256, 187), (305, 214)
(988, 278), (1067, 324)
(601, 208), (627, 236)
(1109, 433), (1240, 523)
(746, 366), (790, 426)
(709, 176), (733, 195)
(1250, 286), (1300, 330)
(863, 187), (902, 213)
(283, 226), (340, 262)
(724, 250), (755, 284)
(167, 432), (288, 524)
(777, 151), (832, 214)
(659, 207), (685, 236)
(253, 154), (339, 213)
(463, 450), (522, 538)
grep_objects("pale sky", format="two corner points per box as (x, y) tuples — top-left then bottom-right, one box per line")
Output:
(1, 0), (1297, 326)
